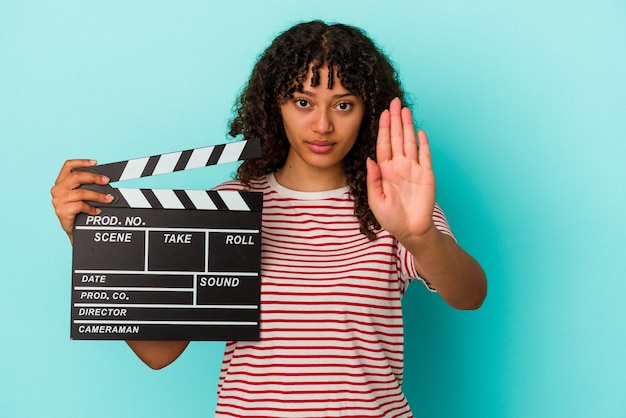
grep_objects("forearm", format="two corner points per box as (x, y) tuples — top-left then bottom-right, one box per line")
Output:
(401, 225), (487, 310)
(126, 340), (190, 370)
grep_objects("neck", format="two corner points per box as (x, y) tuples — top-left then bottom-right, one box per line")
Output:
(274, 163), (346, 192)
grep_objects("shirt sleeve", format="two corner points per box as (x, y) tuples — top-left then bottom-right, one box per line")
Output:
(396, 203), (456, 294)
(211, 179), (246, 191)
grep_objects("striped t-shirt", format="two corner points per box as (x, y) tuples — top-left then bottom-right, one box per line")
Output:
(213, 173), (453, 418)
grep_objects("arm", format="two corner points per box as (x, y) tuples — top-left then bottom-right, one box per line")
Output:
(395, 223), (486, 310)
(51, 159), (191, 365)
(367, 99), (487, 310)
(126, 341), (190, 370)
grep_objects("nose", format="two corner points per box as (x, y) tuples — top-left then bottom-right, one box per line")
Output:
(312, 108), (334, 134)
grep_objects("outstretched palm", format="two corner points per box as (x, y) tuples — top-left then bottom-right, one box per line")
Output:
(366, 98), (436, 241)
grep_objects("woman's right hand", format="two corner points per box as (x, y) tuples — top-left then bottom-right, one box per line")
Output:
(50, 159), (115, 243)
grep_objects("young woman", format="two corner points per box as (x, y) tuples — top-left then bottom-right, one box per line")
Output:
(52, 20), (486, 418)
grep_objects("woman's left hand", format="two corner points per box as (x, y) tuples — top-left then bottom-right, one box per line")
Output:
(366, 98), (436, 241)
(367, 98), (487, 310)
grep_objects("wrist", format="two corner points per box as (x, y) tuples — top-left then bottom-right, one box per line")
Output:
(396, 222), (441, 253)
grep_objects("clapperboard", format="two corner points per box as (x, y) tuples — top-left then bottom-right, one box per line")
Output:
(70, 139), (262, 341)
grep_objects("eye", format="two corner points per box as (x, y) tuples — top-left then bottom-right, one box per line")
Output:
(336, 101), (353, 111)
(294, 99), (310, 108)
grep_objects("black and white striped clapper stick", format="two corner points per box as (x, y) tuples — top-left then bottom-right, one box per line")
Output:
(70, 138), (263, 342)
(76, 138), (262, 210)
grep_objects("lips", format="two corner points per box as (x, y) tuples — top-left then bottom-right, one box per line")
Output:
(306, 140), (335, 154)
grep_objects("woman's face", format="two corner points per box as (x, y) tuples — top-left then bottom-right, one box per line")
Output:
(278, 65), (365, 184)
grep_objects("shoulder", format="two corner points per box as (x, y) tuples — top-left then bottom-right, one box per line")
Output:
(212, 176), (270, 192)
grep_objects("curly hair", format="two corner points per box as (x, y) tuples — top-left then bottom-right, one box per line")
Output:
(229, 20), (406, 240)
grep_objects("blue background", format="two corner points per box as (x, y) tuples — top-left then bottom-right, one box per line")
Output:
(1, 1), (624, 417)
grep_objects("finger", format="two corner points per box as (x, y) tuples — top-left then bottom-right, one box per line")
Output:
(376, 109), (392, 163)
(71, 187), (115, 205)
(53, 192), (114, 236)
(389, 98), (404, 157)
(55, 200), (103, 221)
(55, 159), (97, 185)
(53, 170), (110, 199)
(55, 200), (103, 236)
(51, 185), (114, 218)
(52, 188), (113, 214)
(417, 130), (433, 170)
(401, 107), (418, 161)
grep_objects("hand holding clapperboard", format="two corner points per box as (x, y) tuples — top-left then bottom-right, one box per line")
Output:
(70, 139), (263, 341)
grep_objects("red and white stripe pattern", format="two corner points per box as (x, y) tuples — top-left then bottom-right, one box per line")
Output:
(213, 174), (453, 417)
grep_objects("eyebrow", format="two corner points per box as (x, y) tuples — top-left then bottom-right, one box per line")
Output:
(298, 90), (356, 99)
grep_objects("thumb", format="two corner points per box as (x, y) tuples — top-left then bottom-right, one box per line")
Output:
(366, 157), (383, 209)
